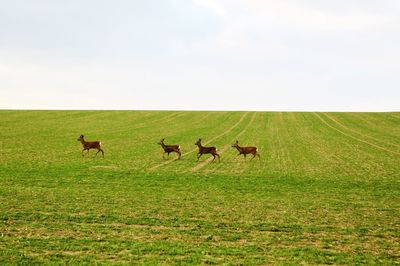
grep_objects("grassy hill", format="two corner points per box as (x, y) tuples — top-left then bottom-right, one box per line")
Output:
(0, 111), (399, 264)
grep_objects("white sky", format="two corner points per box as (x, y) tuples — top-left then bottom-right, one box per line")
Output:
(1, 0), (399, 111)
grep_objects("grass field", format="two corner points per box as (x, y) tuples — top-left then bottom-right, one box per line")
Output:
(0, 110), (399, 264)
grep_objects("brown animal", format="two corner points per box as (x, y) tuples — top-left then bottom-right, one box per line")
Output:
(195, 138), (220, 162)
(158, 138), (181, 159)
(77, 134), (104, 157)
(232, 140), (260, 160)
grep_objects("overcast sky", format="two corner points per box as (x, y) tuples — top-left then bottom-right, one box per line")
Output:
(1, 0), (399, 111)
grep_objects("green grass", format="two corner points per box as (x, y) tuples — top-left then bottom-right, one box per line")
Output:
(0, 110), (399, 264)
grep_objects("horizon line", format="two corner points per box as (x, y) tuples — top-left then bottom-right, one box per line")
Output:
(1, 108), (399, 113)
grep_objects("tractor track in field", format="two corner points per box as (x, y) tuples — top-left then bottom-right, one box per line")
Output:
(224, 112), (263, 175)
(316, 116), (388, 177)
(187, 112), (213, 125)
(148, 112), (249, 171)
(254, 112), (270, 176)
(276, 113), (294, 175)
(346, 113), (400, 140)
(260, 112), (292, 176)
(88, 112), (208, 152)
(314, 113), (400, 157)
(324, 113), (400, 149)
(191, 112), (257, 172)
(131, 112), (186, 130)
(87, 112), (184, 136)
(289, 113), (359, 177)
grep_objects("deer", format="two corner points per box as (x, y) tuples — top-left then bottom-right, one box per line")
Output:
(158, 138), (181, 159)
(77, 134), (104, 157)
(232, 140), (260, 160)
(195, 138), (220, 162)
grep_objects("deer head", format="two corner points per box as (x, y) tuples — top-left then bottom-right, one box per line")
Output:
(195, 138), (202, 146)
(232, 140), (239, 148)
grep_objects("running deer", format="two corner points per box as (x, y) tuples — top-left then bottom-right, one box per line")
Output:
(158, 138), (181, 159)
(232, 140), (260, 160)
(77, 134), (104, 157)
(195, 138), (220, 162)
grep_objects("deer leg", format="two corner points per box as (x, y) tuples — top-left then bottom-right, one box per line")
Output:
(197, 153), (202, 161)
(250, 153), (256, 161)
(211, 154), (216, 162)
(212, 153), (220, 162)
(82, 148), (87, 157)
(177, 151), (181, 160)
(96, 148), (104, 158)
